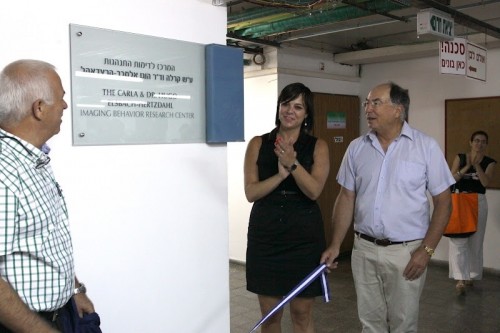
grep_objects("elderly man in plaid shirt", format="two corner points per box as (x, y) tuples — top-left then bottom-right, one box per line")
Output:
(0, 59), (95, 332)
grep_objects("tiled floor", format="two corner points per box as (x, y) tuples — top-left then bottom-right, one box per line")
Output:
(230, 257), (500, 333)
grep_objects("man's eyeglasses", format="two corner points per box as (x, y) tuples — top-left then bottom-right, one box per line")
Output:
(362, 99), (391, 109)
(472, 138), (487, 144)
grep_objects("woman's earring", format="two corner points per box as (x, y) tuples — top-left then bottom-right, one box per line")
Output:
(304, 118), (308, 127)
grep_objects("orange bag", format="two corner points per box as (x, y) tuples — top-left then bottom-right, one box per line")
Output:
(444, 192), (478, 238)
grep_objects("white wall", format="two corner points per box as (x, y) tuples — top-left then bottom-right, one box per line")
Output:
(229, 47), (500, 273)
(1, 1), (229, 332)
(228, 74), (278, 263)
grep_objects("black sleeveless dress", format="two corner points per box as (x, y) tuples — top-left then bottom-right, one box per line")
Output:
(246, 128), (326, 297)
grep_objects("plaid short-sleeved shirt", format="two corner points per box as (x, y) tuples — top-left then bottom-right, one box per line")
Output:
(0, 130), (74, 311)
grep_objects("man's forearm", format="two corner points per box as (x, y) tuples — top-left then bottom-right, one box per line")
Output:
(424, 191), (453, 249)
(0, 278), (58, 333)
(330, 188), (356, 251)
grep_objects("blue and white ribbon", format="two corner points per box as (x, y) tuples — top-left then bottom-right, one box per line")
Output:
(249, 263), (330, 333)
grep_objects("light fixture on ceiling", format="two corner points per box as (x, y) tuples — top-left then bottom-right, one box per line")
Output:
(212, 0), (226, 6)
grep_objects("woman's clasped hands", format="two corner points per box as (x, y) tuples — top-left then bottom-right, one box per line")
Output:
(274, 135), (296, 175)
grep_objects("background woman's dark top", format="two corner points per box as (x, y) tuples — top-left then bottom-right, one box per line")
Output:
(246, 128), (326, 297)
(454, 153), (496, 193)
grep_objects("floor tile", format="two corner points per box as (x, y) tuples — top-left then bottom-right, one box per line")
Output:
(230, 258), (500, 333)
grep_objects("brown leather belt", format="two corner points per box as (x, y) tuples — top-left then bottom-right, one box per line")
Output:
(355, 232), (411, 246)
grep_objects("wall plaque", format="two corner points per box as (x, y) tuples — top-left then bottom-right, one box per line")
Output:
(69, 24), (205, 145)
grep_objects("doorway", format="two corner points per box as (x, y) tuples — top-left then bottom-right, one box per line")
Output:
(313, 93), (360, 256)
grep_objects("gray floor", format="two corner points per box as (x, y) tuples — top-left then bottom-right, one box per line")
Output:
(230, 257), (500, 333)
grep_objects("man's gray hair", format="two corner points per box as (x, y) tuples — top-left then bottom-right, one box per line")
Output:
(388, 81), (410, 122)
(0, 59), (56, 126)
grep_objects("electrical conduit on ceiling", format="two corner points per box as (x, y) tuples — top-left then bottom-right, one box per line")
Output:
(230, 0), (408, 38)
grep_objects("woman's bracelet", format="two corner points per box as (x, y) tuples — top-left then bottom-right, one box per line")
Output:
(456, 171), (462, 177)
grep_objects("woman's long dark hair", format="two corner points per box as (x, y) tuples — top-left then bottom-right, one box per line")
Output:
(274, 82), (314, 133)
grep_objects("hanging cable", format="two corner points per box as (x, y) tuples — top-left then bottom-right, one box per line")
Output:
(242, 0), (325, 9)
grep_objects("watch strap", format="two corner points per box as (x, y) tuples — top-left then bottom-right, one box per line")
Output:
(74, 282), (86, 295)
(288, 160), (298, 172)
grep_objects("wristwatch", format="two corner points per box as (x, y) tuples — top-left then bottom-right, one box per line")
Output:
(423, 245), (435, 257)
(74, 282), (87, 295)
(288, 160), (299, 172)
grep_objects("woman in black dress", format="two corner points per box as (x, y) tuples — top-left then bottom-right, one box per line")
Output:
(244, 83), (330, 333)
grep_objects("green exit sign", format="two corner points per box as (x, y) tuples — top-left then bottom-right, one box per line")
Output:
(417, 9), (454, 40)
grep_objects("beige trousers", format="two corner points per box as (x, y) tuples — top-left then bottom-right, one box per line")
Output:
(351, 236), (426, 333)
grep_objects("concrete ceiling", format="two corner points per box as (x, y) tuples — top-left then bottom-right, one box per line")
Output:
(224, 0), (500, 64)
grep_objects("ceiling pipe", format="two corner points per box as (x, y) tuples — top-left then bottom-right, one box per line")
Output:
(282, 0), (500, 43)
(281, 19), (400, 41)
(228, 1), (342, 29)
(226, 0), (500, 56)
(342, 0), (409, 22)
(226, 32), (282, 47)
(228, 7), (290, 25)
(232, 0), (407, 38)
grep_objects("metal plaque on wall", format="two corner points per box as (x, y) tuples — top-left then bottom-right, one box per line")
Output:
(69, 24), (205, 145)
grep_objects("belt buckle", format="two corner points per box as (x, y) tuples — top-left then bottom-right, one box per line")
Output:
(51, 311), (59, 322)
(374, 238), (391, 246)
